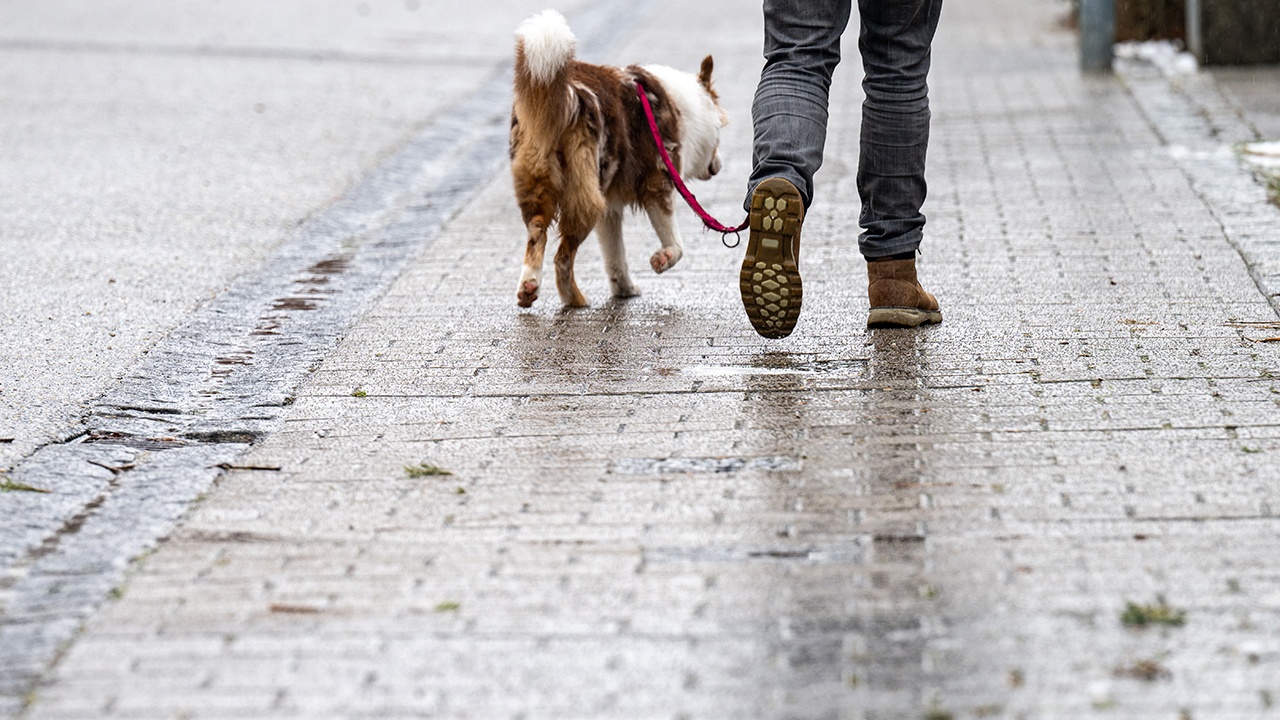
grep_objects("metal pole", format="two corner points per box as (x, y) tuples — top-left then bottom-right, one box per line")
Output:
(1080, 0), (1116, 72)
(1185, 0), (1202, 61)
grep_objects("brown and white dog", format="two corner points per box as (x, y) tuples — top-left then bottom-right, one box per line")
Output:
(510, 10), (728, 308)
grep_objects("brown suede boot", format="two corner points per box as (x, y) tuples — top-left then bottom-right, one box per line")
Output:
(866, 258), (942, 327)
(740, 178), (804, 339)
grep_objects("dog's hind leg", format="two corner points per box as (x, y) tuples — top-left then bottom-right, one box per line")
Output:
(554, 128), (605, 307)
(645, 203), (684, 274)
(518, 216), (550, 307)
(513, 161), (558, 307)
(555, 208), (593, 307)
(597, 203), (638, 298)
(553, 230), (590, 308)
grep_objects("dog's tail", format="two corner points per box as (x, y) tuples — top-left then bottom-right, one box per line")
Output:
(513, 10), (577, 147)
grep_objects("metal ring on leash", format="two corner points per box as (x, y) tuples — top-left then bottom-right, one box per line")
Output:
(721, 230), (742, 249)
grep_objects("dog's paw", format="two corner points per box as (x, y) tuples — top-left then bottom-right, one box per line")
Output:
(516, 279), (540, 307)
(650, 248), (682, 274)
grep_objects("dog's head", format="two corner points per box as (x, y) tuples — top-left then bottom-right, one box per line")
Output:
(689, 55), (728, 181)
(644, 56), (729, 182)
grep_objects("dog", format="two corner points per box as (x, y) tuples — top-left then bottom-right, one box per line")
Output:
(510, 9), (728, 308)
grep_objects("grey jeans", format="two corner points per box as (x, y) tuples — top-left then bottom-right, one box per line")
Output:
(746, 0), (943, 258)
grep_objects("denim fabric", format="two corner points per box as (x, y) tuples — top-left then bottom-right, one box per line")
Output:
(747, 0), (943, 258)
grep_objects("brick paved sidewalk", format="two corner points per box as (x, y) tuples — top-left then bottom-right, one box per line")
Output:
(19, 0), (1280, 718)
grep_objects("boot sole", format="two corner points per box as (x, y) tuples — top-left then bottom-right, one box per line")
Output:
(740, 178), (803, 339)
(867, 307), (943, 328)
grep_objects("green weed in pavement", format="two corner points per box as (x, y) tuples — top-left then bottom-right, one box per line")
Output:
(405, 463), (452, 478)
(1121, 599), (1186, 627)
(0, 477), (51, 493)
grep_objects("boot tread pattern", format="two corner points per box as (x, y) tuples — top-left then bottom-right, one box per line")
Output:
(740, 180), (803, 339)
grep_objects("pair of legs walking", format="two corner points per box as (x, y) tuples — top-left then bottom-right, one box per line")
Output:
(741, 0), (944, 338)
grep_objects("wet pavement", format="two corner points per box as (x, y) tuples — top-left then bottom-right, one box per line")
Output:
(0, 0), (590, 471)
(1213, 67), (1280, 140)
(4, 0), (1280, 718)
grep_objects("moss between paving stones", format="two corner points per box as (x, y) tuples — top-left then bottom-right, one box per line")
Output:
(1121, 600), (1187, 627)
(0, 477), (50, 493)
(405, 463), (452, 478)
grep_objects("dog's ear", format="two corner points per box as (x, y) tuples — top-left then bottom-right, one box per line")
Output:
(698, 55), (715, 90)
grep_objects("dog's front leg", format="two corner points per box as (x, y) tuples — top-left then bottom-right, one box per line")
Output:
(646, 204), (684, 274)
(597, 205), (639, 298)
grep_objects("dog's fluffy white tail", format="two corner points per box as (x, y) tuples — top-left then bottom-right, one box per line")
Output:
(515, 10), (576, 85)
(513, 10), (577, 156)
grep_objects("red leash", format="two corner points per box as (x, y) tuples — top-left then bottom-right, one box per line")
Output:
(635, 82), (748, 248)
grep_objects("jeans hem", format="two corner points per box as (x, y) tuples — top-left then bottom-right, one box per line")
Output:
(859, 235), (923, 259)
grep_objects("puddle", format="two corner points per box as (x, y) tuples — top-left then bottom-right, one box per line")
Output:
(307, 255), (352, 276)
(270, 297), (320, 312)
(644, 543), (864, 564)
(250, 318), (282, 337)
(683, 358), (867, 378)
(212, 351), (255, 378)
(682, 366), (795, 377)
(250, 252), (354, 332)
(81, 431), (190, 450)
(611, 455), (801, 475)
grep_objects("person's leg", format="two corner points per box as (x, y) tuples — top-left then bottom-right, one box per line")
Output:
(747, 0), (852, 209)
(856, 0), (943, 259)
(741, 0), (850, 339)
(858, 0), (944, 328)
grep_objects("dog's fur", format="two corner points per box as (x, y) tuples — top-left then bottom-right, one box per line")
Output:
(510, 9), (728, 308)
